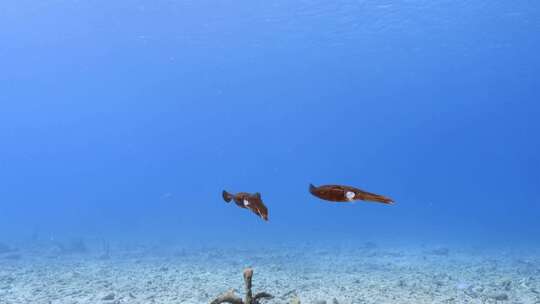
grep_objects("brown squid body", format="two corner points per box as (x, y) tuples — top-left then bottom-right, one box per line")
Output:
(222, 190), (269, 221)
(309, 184), (394, 205)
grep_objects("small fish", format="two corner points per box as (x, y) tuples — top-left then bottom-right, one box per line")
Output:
(309, 184), (394, 205)
(222, 190), (269, 221)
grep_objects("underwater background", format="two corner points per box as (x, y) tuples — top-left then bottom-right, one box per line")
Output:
(0, 1), (539, 303)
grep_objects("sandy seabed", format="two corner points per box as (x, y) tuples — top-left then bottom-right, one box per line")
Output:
(0, 244), (539, 304)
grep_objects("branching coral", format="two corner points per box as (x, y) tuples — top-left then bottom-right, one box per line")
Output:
(210, 268), (273, 304)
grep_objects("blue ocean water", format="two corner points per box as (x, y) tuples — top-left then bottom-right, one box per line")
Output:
(1, 0), (539, 252)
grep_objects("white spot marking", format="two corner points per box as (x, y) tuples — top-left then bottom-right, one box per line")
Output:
(346, 191), (355, 200)
(243, 199), (250, 207)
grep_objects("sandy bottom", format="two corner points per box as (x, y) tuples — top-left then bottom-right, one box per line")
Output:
(1, 244), (539, 304)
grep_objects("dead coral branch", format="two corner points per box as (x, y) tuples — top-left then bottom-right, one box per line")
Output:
(210, 268), (274, 304)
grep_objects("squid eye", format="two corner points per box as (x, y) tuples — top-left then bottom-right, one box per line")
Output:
(346, 191), (355, 200)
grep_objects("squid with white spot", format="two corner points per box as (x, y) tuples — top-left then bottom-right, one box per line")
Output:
(222, 190), (269, 221)
(309, 184), (394, 205)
